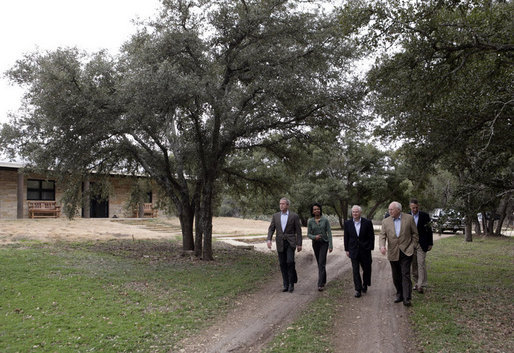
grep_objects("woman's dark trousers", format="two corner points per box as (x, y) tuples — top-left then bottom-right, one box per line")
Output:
(312, 240), (329, 287)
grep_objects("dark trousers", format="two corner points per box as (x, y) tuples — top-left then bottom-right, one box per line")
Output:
(278, 240), (297, 288)
(389, 250), (413, 300)
(312, 240), (329, 287)
(351, 250), (372, 291)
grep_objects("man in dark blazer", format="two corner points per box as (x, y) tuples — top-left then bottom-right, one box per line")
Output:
(379, 201), (419, 306)
(267, 198), (303, 293)
(344, 205), (375, 298)
(409, 198), (433, 294)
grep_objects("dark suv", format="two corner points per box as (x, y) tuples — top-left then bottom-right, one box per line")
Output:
(431, 208), (465, 233)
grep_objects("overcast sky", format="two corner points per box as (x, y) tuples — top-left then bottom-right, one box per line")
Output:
(0, 0), (161, 125)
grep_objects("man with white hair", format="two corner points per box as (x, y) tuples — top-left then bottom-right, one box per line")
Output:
(379, 201), (419, 306)
(344, 205), (375, 298)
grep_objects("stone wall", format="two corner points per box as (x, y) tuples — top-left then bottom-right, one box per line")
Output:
(0, 167), (163, 219)
(0, 168), (18, 219)
(108, 176), (135, 218)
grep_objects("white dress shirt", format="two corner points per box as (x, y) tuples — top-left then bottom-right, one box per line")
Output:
(281, 211), (289, 232)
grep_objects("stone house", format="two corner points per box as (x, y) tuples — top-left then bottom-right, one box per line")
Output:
(0, 161), (162, 219)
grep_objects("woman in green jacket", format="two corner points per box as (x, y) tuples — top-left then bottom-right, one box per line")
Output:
(307, 203), (333, 291)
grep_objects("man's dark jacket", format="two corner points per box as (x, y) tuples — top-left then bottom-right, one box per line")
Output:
(344, 217), (375, 258)
(409, 210), (433, 252)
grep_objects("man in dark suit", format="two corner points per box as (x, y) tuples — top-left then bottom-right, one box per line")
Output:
(267, 198), (303, 293)
(379, 201), (419, 306)
(344, 205), (375, 298)
(409, 198), (433, 294)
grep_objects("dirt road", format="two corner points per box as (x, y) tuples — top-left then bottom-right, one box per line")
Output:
(176, 231), (420, 353)
(175, 248), (353, 353)
(332, 257), (415, 353)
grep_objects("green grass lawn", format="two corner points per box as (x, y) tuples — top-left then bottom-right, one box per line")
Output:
(411, 235), (514, 353)
(3, 235), (511, 352)
(0, 239), (276, 353)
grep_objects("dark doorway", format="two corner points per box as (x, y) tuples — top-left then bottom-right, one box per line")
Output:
(90, 197), (109, 218)
(82, 182), (109, 218)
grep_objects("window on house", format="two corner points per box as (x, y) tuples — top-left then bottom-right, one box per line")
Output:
(27, 179), (56, 200)
(146, 192), (153, 203)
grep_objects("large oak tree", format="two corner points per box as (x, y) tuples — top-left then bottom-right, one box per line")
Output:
(2, 0), (365, 259)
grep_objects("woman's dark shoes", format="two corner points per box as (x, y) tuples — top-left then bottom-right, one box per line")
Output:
(394, 296), (403, 303)
(354, 291), (361, 298)
(288, 284), (294, 293)
(362, 285), (368, 293)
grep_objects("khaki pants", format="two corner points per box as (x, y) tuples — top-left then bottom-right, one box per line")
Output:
(412, 245), (428, 288)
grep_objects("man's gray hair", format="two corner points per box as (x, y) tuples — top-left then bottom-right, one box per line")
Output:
(351, 205), (362, 212)
(280, 197), (290, 205)
(391, 201), (402, 211)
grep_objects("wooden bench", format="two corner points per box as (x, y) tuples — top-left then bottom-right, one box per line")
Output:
(27, 201), (61, 219)
(135, 203), (158, 218)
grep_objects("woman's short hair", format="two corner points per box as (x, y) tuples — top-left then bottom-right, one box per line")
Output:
(311, 203), (323, 217)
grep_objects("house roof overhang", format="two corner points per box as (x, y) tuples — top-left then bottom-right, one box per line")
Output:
(0, 161), (24, 170)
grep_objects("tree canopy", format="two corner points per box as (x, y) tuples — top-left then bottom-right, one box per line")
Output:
(2, 0), (366, 259)
(364, 0), (513, 239)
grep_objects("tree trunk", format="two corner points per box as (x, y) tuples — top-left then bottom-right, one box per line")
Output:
(194, 204), (203, 258)
(154, 174), (195, 252)
(342, 199), (349, 221)
(367, 199), (387, 220)
(465, 218), (473, 242)
(486, 215), (495, 235)
(495, 214), (506, 236)
(202, 213), (214, 261)
(201, 195), (214, 261)
(327, 200), (342, 229)
(494, 195), (511, 236)
(336, 199), (345, 229)
(338, 213), (344, 230)
(474, 215), (482, 235)
(200, 180), (214, 261)
(178, 205), (195, 252)
(299, 214), (308, 227)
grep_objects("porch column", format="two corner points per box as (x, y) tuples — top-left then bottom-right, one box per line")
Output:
(83, 179), (90, 218)
(17, 172), (24, 219)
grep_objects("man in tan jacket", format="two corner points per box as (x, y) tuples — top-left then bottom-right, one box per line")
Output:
(379, 201), (419, 306)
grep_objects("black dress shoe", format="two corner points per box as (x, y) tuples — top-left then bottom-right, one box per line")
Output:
(403, 299), (412, 306)
(362, 285), (367, 293)
(282, 287), (288, 292)
(394, 296), (403, 303)
(288, 284), (294, 293)
(354, 291), (361, 298)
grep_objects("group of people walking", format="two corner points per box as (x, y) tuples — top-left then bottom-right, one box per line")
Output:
(266, 197), (433, 306)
